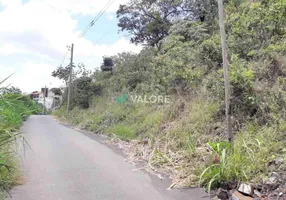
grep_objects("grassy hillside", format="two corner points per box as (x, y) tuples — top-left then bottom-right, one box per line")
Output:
(0, 93), (39, 198)
(55, 95), (285, 189)
(54, 0), (286, 193)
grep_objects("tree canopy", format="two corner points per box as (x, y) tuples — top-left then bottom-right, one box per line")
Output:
(117, 0), (192, 47)
(101, 57), (114, 72)
(117, 0), (222, 47)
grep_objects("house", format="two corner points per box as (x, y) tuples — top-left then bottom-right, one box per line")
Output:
(30, 91), (41, 100)
(31, 88), (62, 110)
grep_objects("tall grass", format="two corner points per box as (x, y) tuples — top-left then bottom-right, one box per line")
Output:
(199, 124), (286, 192)
(0, 76), (40, 198)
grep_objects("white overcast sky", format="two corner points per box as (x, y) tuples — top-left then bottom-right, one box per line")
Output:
(0, 0), (141, 93)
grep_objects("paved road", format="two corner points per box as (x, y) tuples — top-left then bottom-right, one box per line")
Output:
(10, 116), (208, 200)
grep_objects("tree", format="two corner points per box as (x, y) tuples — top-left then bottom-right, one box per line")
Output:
(0, 86), (22, 95)
(117, 0), (191, 47)
(77, 63), (92, 77)
(68, 76), (101, 109)
(50, 88), (62, 96)
(74, 77), (93, 109)
(52, 64), (91, 85)
(52, 64), (92, 107)
(96, 49), (158, 93)
(185, 0), (219, 24)
(51, 65), (71, 86)
(101, 57), (114, 72)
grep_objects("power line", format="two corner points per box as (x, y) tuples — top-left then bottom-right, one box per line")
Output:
(78, 0), (113, 38)
(60, 50), (69, 67)
(59, 0), (116, 67)
(63, 31), (110, 66)
(78, 0), (116, 38)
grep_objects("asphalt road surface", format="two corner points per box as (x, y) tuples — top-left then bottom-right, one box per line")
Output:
(9, 115), (208, 200)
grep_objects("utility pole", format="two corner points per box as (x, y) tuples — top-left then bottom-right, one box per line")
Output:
(67, 43), (74, 114)
(218, 0), (233, 142)
(53, 97), (55, 109)
(43, 86), (46, 115)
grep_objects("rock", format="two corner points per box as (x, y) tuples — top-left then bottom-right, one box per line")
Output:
(228, 181), (238, 190)
(254, 190), (262, 198)
(238, 183), (254, 197)
(274, 157), (283, 165)
(279, 192), (283, 197)
(217, 182), (230, 190)
(268, 176), (277, 183)
(266, 172), (279, 184)
(270, 172), (280, 180)
(264, 172), (280, 191)
(216, 188), (229, 200)
(232, 191), (254, 200)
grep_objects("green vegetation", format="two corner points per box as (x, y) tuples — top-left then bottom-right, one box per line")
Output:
(54, 0), (286, 191)
(0, 81), (40, 197)
(200, 124), (285, 192)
